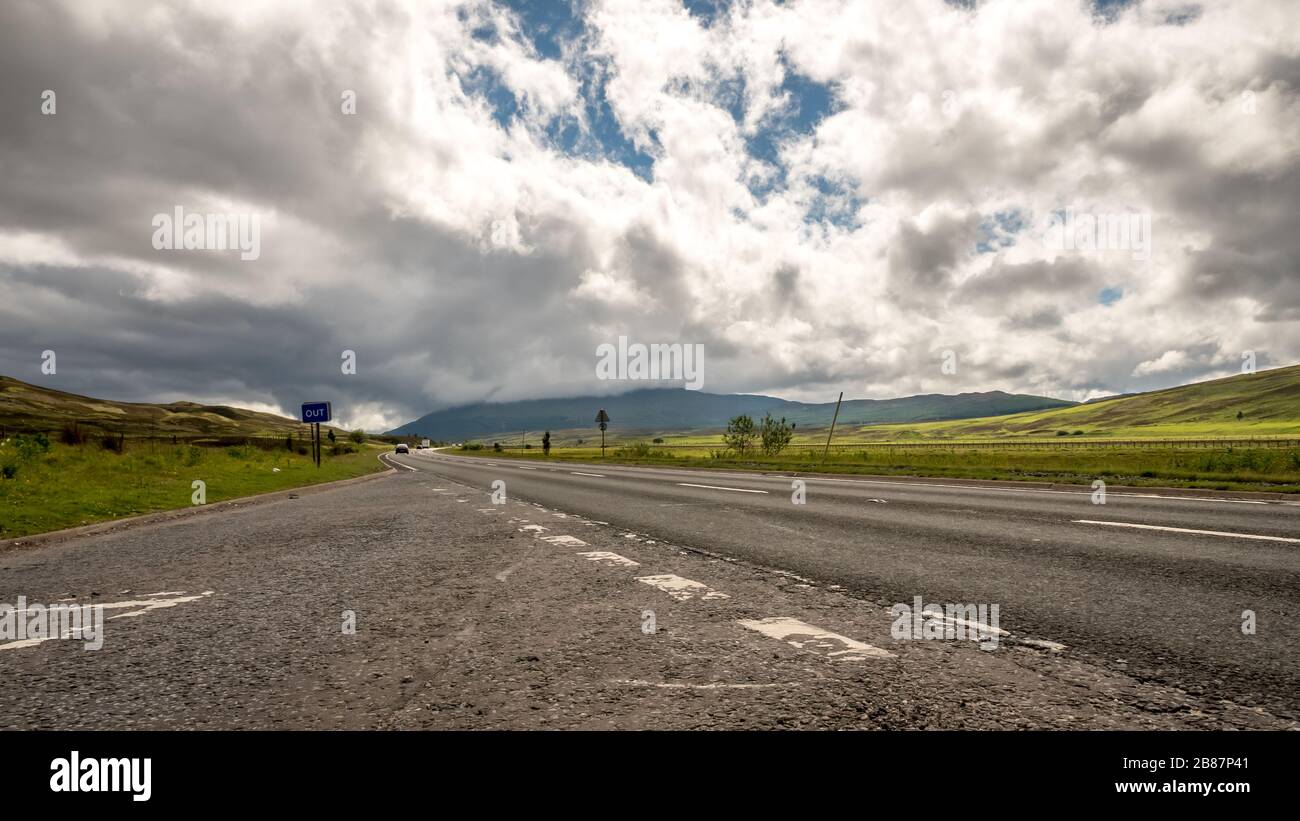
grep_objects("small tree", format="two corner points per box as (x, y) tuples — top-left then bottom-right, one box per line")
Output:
(327, 429), (336, 444)
(760, 413), (794, 456)
(724, 415), (757, 455)
(349, 429), (366, 444)
(1237, 410), (1244, 420)
(542, 430), (551, 455)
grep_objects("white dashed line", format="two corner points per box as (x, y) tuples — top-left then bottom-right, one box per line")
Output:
(676, 483), (768, 494)
(577, 551), (641, 568)
(737, 617), (895, 661)
(571, 472), (605, 477)
(540, 535), (589, 547)
(1072, 519), (1300, 544)
(636, 574), (730, 602)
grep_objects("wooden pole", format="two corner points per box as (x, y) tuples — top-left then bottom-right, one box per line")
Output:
(822, 392), (843, 463)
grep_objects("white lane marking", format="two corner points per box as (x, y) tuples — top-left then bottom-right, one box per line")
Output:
(577, 551), (641, 568)
(1072, 519), (1300, 544)
(572, 472), (605, 478)
(540, 535), (589, 547)
(1, 591), (215, 651)
(611, 679), (795, 690)
(737, 617), (895, 661)
(635, 574), (729, 602)
(1020, 638), (1068, 652)
(676, 483), (768, 494)
(477, 509), (501, 514)
(519, 524), (548, 532)
(518, 466), (537, 470)
(924, 611), (1009, 638)
(869, 498), (887, 503)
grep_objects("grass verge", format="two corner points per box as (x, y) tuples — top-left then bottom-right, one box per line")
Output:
(460, 443), (1300, 493)
(0, 437), (389, 538)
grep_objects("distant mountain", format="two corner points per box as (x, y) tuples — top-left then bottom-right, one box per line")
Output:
(385, 388), (1075, 440)
(0, 375), (320, 437)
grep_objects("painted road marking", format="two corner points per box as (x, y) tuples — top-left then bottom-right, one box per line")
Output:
(577, 551), (641, 568)
(1, 591), (215, 651)
(540, 535), (589, 547)
(737, 617), (895, 661)
(924, 611), (1009, 638)
(572, 472), (605, 477)
(636, 574), (730, 602)
(1072, 519), (1300, 544)
(518, 466), (537, 470)
(676, 483), (768, 494)
(519, 524), (548, 532)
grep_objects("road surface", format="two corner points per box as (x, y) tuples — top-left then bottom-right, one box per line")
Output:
(0, 449), (1295, 729)
(396, 449), (1300, 723)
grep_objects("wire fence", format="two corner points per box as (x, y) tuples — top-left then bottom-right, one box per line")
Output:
(497, 436), (1300, 452)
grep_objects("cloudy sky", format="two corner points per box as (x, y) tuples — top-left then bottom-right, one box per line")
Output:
(1, 0), (1297, 431)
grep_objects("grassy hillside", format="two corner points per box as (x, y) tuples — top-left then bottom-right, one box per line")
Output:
(0, 375), (333, 438)
(846, 365), (1300, 441)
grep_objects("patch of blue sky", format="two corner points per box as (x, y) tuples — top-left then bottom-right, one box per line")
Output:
(1098, 286), (1124, 306)
(804, 175), (864, 230)
(501, 0), (585, 60)
(977, 209), (1026, 253)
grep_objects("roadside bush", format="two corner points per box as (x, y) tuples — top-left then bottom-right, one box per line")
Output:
(759, 413), (795, 456)
(297, 446), (309, 455)
(330, 444), (356, 456)
(349, 429), (366, 444)
(99, 434), (122, 452)
(652, 437), (664, 444)
(13, 433), (51, 460)
(61, 423), (87, 445)
(461, 441), (483, 451)
(225, 445), (252, 459)
(493, 442), (503, 452)
(1056, 430), (1070, 436)
(185, 446), (203, 466)
(615, 441), (653, 458)
(724, 415), (757, 455)
(2, 464), (16, 480)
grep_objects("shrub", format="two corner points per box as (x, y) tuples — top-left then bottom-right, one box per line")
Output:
(493, 442), (503, 452)
(349, 429), (366, 444)
(759, 413), (794, 455)
(652, 437), (664, 444)
(330, 444), (356, 456)
(2, 464), (16, 480)
(461, 441), (483, 451)
(615, 441), (653, 458)
(225, 445), (253, 459)
(1056, 430), (1070, 436)
(724, 415), (757, 455)
(100, 434), (122, 452)
(61, 423), (87, 445)
(297, 446), (309, 455)
(185, 446), (203, 466)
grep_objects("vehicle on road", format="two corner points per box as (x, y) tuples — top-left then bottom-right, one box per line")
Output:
(395, 443), (409, 454)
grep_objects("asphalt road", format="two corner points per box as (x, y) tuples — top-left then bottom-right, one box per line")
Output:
(396, 449), (1300, 722)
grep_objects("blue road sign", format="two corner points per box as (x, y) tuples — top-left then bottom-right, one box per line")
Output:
(301, 401), (332, 423)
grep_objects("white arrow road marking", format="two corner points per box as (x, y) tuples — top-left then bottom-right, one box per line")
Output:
(737, 617), (895, 661)
(677, 483), (768, 494)
(1, 591), (215, 651)
(540, 535), (589, 547)
(1072, 519), (1300, 544)
(577, 551), (641, 568)
(636, 574), (730, 602)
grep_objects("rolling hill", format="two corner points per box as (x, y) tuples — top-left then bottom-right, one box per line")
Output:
(0, 375), (322, 438)
(847, 364), (1300, 440)
(386, 387), (1075, 440)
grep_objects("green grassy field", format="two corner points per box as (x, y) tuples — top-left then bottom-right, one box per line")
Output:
(463, 443), (1300, 493)
(0, 437), (389, 539)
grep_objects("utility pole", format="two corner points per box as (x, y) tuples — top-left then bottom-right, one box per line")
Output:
(822, 391), (843, 463)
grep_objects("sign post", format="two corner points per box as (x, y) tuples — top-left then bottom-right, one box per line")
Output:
(301, 402), (332, 468)
(595, 409), (609, 458)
